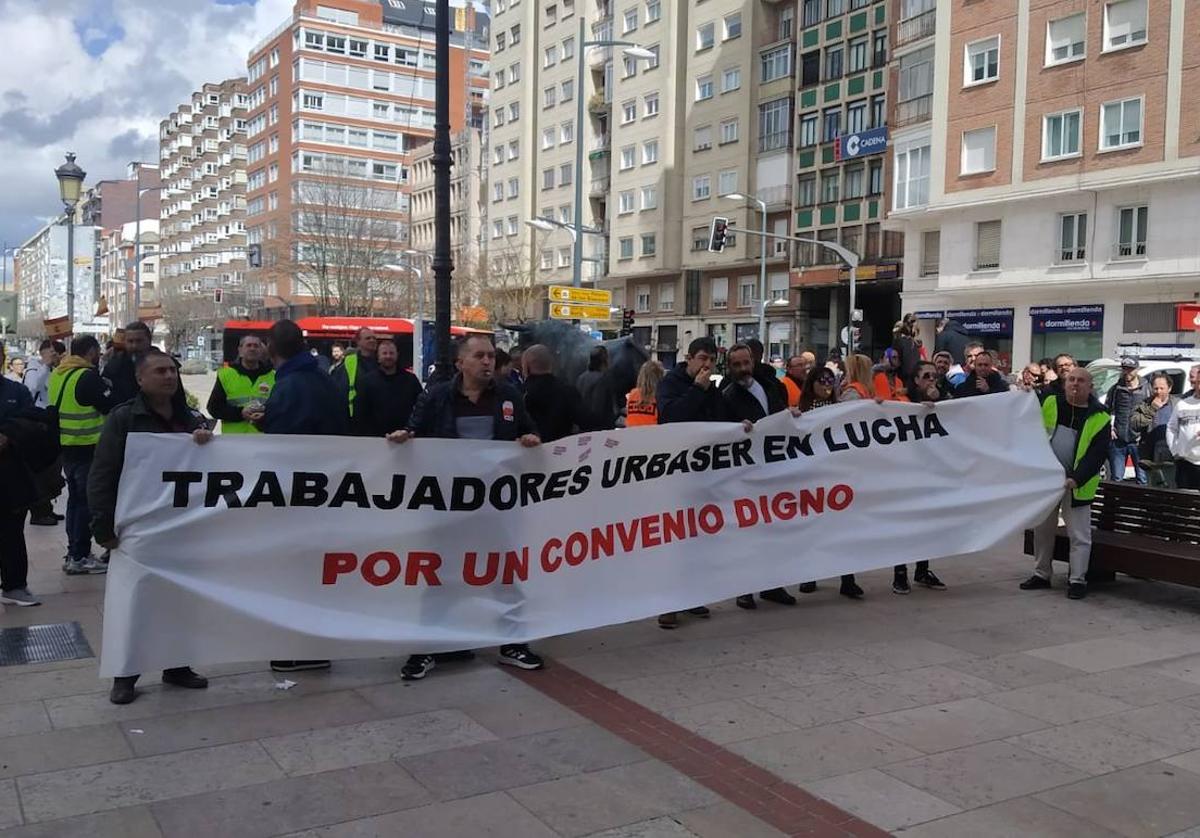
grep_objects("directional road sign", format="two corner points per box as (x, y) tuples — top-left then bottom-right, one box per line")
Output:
(547, 285), (612, 305)
(548, 302), (614, 320)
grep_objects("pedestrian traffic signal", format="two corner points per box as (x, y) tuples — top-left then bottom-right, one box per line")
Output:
(620, 308), (635, 336)
(708, 217), (729, 253)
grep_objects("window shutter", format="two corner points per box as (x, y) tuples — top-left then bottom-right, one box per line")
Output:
(975, 221), (1001, 269)
(921, 230), (940, 276)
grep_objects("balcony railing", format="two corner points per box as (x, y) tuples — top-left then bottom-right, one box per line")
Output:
(758, 184), (792, 207)
(758, 130), (792, 153)
(894, 94), (932, 128)
(896, 9), (936, 47)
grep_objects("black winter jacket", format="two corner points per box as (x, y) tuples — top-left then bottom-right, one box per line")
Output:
(352, 367), (423, 437)
(259, 353), (350, 436)
(934, 320), (972, 366)
(0, 380), (56, 512)
(524, 373), (595, 442)
(407, 374), (537, 440)
(657, 363), (730, 424)
(721, 376), (786, 422)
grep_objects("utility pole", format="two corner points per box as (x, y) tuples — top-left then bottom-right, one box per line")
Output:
(431, 0), (453, 380)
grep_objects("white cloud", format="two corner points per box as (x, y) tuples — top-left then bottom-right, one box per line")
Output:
(0, 0), (293, 248)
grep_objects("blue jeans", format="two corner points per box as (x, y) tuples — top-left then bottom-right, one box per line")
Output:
(63, 457), (93, 560)
(1108, 439), (1146, 484)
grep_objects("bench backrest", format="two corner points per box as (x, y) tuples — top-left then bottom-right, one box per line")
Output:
(1093, 482), (1200, 546)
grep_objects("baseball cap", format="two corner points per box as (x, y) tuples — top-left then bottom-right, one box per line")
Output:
(1120, 356), (1138, 369)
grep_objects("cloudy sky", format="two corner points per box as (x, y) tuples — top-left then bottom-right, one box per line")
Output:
(0, 0), (293, 259)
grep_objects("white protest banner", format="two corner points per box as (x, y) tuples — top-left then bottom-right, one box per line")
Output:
(100, 392), (1064, 676)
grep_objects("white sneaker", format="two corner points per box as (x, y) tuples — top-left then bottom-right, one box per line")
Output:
(64, 557), (107, 576)
(0, 588), (41, 607)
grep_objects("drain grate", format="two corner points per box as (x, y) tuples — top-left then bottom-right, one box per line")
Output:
(0, 622), (94, 667)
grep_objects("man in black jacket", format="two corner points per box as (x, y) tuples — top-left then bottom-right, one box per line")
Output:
(331, 327), (378, 417)
(522, 344), (594, 442)
(352, 337), (423, 437)
(935, 318), (971, 366)
(952, 350), (1010, 398)
(88, 349), (212, 703)
(745, 339), (788, 409)
(389, 334), (543, 680)
(722, 343), (796, 610)
(1105, 357), (1150, 484)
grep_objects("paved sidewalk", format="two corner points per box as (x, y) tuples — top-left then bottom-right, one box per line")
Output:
(5, 516), (1200, 837)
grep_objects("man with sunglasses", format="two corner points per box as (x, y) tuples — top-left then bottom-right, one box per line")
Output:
(893, 361), (949, 593)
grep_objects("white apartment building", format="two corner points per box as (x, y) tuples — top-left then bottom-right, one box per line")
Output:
(99, 221), (160, 329)
(14, 221), (102, 337)
(889, 0), (1199, 369)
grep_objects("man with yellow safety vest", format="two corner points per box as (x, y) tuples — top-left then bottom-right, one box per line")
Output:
(330, 327), (378, 418)
(1024, 367), (1110, 600)
(207, 335), (275, 433)
(46, 336), (114, 576)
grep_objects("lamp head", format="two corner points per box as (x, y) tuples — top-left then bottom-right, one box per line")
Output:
(55, 153), (86, 208)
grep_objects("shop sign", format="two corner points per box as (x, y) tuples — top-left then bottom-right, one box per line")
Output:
(1178, 304), (1200, 331)
(836, 127), (889, 161)
(945, 308), (1015, 337)
(1029, 305), (1104, 333)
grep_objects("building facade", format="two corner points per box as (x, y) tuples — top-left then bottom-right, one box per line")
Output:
(889, 0), (1200, 369)
(98, 221), (160, 330)
(243, 0), (489, 318)
(14, 221), (102, 337)
(158, 78), (251, 328)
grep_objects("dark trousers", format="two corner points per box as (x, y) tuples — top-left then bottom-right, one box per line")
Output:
(0, 510), (29, 592)
(1178, 460), (1200, 491)
(63, 457), (93, 560)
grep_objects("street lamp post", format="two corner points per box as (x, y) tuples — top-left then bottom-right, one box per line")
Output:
(55, 153), (86, 340)
(573, 21), (654, 287)
(726, 193), (769, 342)
(133, 171), (156, 320)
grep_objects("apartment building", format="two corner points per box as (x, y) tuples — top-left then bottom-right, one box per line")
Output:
(409, 128), (487, 313)
(98, 221), (160, 328)
(890, 0), (1199, 369)
(243, 0), (489, 318)
(14, 221), (101, 336)
(158, 79), (250, 326)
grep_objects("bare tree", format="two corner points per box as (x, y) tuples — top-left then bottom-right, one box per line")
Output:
(277, 158), (409, 316)
(159, 283), (216, 354)
(473, 240), (546, 324)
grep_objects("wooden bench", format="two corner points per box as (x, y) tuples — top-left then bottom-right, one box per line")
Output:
(1022, 482), (1200, 586)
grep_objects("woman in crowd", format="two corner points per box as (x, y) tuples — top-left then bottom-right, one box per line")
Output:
(838, 354), (876, 402)
(797, 364), (864, 599)
(624, 360), (664, 428)
(1131, 372), (1178, 487)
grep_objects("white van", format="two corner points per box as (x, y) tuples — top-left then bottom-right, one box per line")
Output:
(1088, 356), (1200, 398)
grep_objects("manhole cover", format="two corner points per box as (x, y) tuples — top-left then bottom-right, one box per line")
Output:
(0, 622), (94, 667)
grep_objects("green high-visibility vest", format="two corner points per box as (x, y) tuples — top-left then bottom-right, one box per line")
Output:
(344, 352), (360, 417)
(48, 368), (103, 447)
(217, 366), (276, 434)
(1042, 396), (1110, 503)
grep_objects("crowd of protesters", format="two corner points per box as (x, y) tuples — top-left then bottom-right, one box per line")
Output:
(1, 311), (1199, 704)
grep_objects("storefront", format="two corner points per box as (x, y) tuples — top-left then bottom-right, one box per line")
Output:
(917, 308), (1015, 372)
(1028, 305), (1104, 365)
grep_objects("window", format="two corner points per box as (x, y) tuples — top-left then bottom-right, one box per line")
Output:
(1047, 13), (1086, 64)
(642, 139), (658, 164)
(559, 121), (574, 144)
(562, 37), (575, 59)
(623, 56), (638, 78)
(893, 141), (930, 209)
(822, 106), (841, 142)
(544, 86), (557, 108)
(635, 283), (650, 309)
(1100, 97), (1142, 150)
(620, 145), (636, 170)
(899, 46), (933, 102)
(644, 92), (660, 116)
(797, 174), (816, 206)
(801, 51), (820, 87)
(1116, 205), (1148, 258)
(1058, 213), (1087, 262)
(965, 36), (1000, 85)
(720, 118), (739, 144)
(642, 234), (657, 257)
(623, 7), (638, 32)
(825, 44), (843, 79)
(711, 277), (728, 308)
(542, 168), (555, 189)
(492, 220), (505, 239)
(738, 278), (756, 308)
(921, 230), (940, 276)
(697, 22), (715, 51)
(848, 37), (868, 73)
(844, 165), (864, 199)
(694, 125), (713, 150)
(693, 227), (711, 251)
(868, 160), (883, 195)
(1104, 0), (1147, 50)
(561, 79), (575, 100)
(722, 67), (742, 93)
(696, 75), (714, 101)
(800, 113), (819, 146)
(511, 24), (521, 44)
(821, 170), (839, 203)
(509, 102), (520, 121)
(559, 162), (573, 185)
(641, 185), (657, 209)
(646, 45), (661, 69)
(1043, 109), (1082, 160)
(760, 98), (791, 151)
(873, 30), (887, 66)
(761, 45), (792, 83)
(544, 46), (558, 67)
(619, 190), (636, 214)
(621, 239), (636, 261)
(646, 0), (661, 23)
(692, 174), (711, 200)
(718, 169), (738, 195)
(508, 177), (520, 198)
(847, 100), (867, 134)
(871, 94), (885, 128)
(827, 0), (843, 15)
(540, 249), (552, 269)
(723, 13), (742, 40)
(543, 127), (556, 149)
(779, 5), (795, 40)
(975, 220), (1001, 270)
(961, 126), (996, 174)
(622, 100), (637, 123)
(803, 0), (820, 27)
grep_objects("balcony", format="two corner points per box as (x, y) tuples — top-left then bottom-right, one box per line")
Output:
(758, 130), (792, 154)
(589, 176), (611, 197)
(587, 93), (611, 115)
(758, 184), (792, 208)
(896, 9), (936, 47)
(894, 94), (932, 128)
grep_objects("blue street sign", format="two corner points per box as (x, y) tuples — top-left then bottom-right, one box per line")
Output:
(838, 126), (889, 160)
(946, 308), (1015, 337)
(1029, 305), (1104, 333)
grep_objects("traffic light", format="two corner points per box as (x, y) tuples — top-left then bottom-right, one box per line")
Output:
(707, 216), (729, 253)
(620, 308), (635, 336)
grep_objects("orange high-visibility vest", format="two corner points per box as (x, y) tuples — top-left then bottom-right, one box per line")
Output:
(873, 371), (910, 402)
(625, 389), (658, 427)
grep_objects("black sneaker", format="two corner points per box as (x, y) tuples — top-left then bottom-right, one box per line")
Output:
(840, 579), (865, 599)
(498, 645), (544, 670)
(798, 582), (817, 594)
(736, 594), (757, 609)
(892, 574), (911, 595)
(1019, 575), (1052, 590)
(269, 660), (332, 672)
(109, 677), (138, 705)
(759, 588), (797, 606)
(28, 515), (58, 526)
(658, 612), (679, 630)
(1067, 582), (1087, 600)
(686, 606), (711, 618)
(401, 654), (435, 680)
(914, 570), (947, 591)
(162, 667), (208, 689)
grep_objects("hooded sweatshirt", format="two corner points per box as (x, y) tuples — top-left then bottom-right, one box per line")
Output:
(1168, 391), (1200, 465)
(49, 355), (114, 461)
